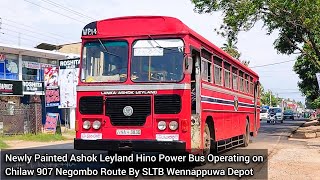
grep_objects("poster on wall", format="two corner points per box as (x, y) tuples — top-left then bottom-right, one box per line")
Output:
(58, 58), (80, 108)
(44, 113), (61, 134)
(45, 88), (60, 107)
(44, 67), (59, 89)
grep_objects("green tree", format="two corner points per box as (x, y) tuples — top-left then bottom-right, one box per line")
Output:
(221, 38), (241, 59)
(191, 0), (320, 107)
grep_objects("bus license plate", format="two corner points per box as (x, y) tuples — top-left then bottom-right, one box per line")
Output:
(156, 134), (179, 141)
(116, 129), (141, 135)
(81, 133), (102, 140)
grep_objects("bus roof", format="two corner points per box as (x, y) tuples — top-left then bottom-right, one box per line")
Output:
(82, 16), (259, 78)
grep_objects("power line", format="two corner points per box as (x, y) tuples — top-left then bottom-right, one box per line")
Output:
(38, 0), (95, 21)
(1, 17), (72, 40)
(1, 27), (56, 43)
(250, 59), (296, 68)
(24, 0), (87, 24)
(2, 23), (64, 42)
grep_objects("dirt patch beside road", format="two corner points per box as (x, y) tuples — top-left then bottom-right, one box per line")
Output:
(268, 138), (320, 180)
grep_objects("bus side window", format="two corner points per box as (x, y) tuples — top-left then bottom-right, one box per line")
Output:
(239, 71), (244, 92)
(224, 62), (231, 88)
(232, 67), (238, 91)
(213, 56), (222, 86)
(200, 49), (212, 83)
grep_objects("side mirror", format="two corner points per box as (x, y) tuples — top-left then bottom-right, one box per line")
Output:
(183, 56), (193, 74)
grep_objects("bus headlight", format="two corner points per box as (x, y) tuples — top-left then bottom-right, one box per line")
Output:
(158, 121), (166, 130)
(92, 120), (101, 130)
(169, 121), (178, 130)
(83, 120), (91, 130)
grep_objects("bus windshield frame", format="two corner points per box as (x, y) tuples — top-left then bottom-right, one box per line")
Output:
(80, 40), (129, 83)
(130, 38), (185, 83)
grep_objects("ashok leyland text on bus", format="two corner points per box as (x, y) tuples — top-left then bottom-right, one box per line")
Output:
(74, 16), (261, 158)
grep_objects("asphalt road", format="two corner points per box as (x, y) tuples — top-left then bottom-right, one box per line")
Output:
(8, 118), (305, 179)
(37, 118), (306, 150)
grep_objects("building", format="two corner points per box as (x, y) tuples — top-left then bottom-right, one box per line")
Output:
(36, 42), (81, 55)
(0, 43), (78, 132)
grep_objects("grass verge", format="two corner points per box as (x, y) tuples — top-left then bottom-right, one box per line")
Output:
(0, 139), (9, 149)
(0, 133), (67, 142)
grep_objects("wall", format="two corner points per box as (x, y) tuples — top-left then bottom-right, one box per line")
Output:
(58, 43), (81, 55)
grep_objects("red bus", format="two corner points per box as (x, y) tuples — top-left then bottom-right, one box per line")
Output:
(74, 16), (260, 156)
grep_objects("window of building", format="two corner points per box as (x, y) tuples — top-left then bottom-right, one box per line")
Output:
(201, 49), (212, 82)
(22, 55), (57, 81)
(224, 62), (231, 88)
(213, 56), (222, 85)
(0, 53), (19, 80)
(239, 71), (244, 92)
(232, 67), (238, 91)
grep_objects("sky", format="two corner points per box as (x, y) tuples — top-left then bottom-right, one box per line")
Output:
(0, 0), (305, 104)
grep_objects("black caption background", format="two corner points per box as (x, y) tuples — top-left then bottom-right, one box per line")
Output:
(1, 149), (268, 179)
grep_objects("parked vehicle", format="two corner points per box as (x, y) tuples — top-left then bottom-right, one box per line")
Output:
(260, 108), (269, 120)
(267, 107), (283, 123)
(283, 109), (294, 120)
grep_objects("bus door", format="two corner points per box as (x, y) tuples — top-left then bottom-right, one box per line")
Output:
(253, 81), (259, 136)
(190, 49), (202, 151)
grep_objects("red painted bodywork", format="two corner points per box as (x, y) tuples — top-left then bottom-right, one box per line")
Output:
(76, 16), (260, 152)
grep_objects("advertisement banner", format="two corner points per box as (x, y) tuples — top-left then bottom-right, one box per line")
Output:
(58, 58), (80, 108)
(45, 88), (60, 107)
(0, 80), (23, 96)
(44, 66), (59, 89)
(23, 81), (44, 95)
(44, 113), (60, 134)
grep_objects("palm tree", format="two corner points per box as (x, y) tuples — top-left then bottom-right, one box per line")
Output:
(221, 38), (241, 59)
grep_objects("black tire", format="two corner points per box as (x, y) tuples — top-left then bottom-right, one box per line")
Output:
(267, 120), (270, 123)
(281, 120), (283, 123)
(242, 121), (250, 147)
(195, 123), (211, 166)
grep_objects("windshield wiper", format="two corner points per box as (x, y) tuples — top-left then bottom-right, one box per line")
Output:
(147, 35), (184, 53)
(98, 39), (121, 58)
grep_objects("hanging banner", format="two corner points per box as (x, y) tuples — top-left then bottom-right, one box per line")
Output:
(45, 88), (60, 107)
(44, 113), (61, 134)
(58, 58), (80, 108)
(44, 66), (59, 89)
(0, 80), (23, 96)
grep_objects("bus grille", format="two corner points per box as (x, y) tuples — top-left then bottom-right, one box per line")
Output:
(154, 94), (181, 114)
(79, 96), (104, 114)
(105, 96), (151, 126)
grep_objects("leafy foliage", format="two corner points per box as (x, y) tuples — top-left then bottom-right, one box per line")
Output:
(221, 38), (241, 59)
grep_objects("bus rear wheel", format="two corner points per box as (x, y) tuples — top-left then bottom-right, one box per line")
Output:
(242, 121), (250, 147)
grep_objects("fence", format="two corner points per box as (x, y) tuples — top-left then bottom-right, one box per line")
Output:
(0, 101), (42, 135)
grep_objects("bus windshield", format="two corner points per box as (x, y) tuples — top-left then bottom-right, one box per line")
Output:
(81, 41), (128, 83)
(131, 39), (184, 82)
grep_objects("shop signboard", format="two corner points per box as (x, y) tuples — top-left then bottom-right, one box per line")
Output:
(23, 81), (44, 95)
(0, 80), (23, 96)
(58, 58), (80, 108)
(44, 66), (60, 107)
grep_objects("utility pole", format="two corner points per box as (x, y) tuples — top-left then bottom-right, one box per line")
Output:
(269, 90), (272, 107)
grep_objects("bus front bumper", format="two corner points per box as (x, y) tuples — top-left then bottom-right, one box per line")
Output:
(74, 138), (186, 152)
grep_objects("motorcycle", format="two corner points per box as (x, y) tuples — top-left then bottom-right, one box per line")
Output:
(269, 114), (276, 125)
